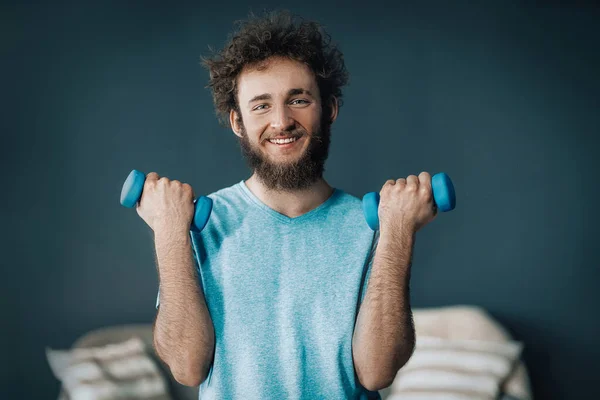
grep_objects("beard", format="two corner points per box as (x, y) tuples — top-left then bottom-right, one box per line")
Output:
(237, 114), (332, 192)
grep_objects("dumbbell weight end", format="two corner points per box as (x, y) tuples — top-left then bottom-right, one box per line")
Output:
(120, 169), (212, 233)
(362, 172), (456, 231)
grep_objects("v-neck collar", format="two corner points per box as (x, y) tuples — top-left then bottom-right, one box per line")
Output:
(237, 180), (341, 225)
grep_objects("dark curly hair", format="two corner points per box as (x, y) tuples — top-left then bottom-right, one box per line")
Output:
(201, 10), (349, 127)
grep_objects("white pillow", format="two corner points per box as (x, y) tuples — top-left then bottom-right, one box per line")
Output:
(387, 336), (523, 400)
(46, 337), (173, 400)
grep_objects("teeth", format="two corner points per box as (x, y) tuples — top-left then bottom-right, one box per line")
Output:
(269, 137), (298, 144)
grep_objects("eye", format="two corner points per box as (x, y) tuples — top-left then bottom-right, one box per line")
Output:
(252, 104), (269, 111)
(290, 99), (310, 106)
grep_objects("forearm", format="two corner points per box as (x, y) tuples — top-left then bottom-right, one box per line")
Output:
(152, 230), (214, 386)
(352, 225), (416, 390)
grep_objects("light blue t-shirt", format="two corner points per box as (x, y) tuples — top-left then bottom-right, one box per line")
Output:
(157, 180), (380, 399)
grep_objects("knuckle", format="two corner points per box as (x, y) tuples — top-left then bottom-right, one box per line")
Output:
(419, 172), (431, 185)
(381, 180), (395, 192)
(421, 186), (433, 199)
(182, 183), (194, 194)
(146, 172), (159, 183)
(405, 177), (418, 190)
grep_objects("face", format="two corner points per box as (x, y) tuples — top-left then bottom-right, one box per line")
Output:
(230, 57), (338, 191)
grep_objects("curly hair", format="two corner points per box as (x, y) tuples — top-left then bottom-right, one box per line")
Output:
(201, 10), (349, 127)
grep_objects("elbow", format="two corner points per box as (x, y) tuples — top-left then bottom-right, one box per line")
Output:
(358, 370), (396, 392)
(153, 338), (212, 387)
(355, 356), (396, 391)
(356, 347), (415, 391)
(170, 354), (212, 387)
(172, 366), (206, 387)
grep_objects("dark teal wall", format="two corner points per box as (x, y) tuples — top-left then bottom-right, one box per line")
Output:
(3, 1), (599, 399)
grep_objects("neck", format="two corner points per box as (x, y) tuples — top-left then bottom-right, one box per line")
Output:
(244, 173), (335, 218)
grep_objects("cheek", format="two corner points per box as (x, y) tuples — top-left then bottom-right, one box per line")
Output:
(239, 119), (261, 142)
(247, 125), (263, 140)
(303, 109), (323, 134)
(246, 129), (266, 148)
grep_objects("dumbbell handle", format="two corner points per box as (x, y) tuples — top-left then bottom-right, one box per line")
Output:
(119, 169), (213, 233)
(362, 172), (456, 231)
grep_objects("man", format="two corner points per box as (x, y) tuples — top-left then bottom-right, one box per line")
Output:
(137, 10), (437, 400)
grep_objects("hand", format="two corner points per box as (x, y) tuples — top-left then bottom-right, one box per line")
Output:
(135, 172), (195, 235)
(378, 172), (437, 234)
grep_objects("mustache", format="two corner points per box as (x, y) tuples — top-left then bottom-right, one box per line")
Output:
(263, 127), (305, 140)
(263, 128), (324, 143)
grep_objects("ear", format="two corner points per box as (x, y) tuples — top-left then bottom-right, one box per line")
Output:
(328, 96), (339, 123)
(230, 109), (243, 138)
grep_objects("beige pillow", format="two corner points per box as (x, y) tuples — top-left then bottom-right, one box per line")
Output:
(411, 305), (532, 400)
(387, 335), (523, 400)
(46, 337), (172, 400)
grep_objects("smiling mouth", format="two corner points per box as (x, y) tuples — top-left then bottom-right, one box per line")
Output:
(264, 134), (305, 149)
(268, 136), (300, 145)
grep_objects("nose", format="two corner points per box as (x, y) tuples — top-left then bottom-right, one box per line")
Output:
(270, 105), (295, 131)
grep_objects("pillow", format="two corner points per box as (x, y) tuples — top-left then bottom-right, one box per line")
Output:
(46, 337), (173, 400)
(386, 335), (523, 400)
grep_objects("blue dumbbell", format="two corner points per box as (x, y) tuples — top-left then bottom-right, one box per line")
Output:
(362, 172), (456, 231)
(120, 169), (213, 233)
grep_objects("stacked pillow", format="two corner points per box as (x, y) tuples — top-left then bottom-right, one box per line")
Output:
(380, 305), (530, 400)
(387, 335), (523, 400)
(46, 337), (172, 400)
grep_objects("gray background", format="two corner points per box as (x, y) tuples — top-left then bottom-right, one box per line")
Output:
(3, 1), (599, 399)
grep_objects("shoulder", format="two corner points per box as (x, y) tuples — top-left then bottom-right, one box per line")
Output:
(206, 180), (243, 201)
(191, 181), (247, 249)
(326, 189), (372, 235)
(204, 181), (248, 212)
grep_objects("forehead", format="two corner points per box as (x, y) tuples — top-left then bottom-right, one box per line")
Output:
(236, 57), (319, 101)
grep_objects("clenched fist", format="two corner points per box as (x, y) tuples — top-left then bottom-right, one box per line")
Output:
(135, 172), (195, 235)
(378, 171), (437, 234)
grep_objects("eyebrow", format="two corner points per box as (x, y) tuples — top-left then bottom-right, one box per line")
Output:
(247, 88), (314, 105)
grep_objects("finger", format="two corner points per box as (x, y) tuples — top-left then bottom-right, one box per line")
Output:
(183, 183), (195, 198)
(405, 175), (418, 189)
(382, 179), (396, 190)
(146, 172), (159, 181)
(418, 171), (433, 199)
(394, 178), (407, 190)
(418, 171), (431, 188)
(380, 179), (396, 195)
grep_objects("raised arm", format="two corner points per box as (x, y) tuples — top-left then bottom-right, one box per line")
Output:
(135, 172), (215, 386)
(153, 230), (214, 386)
(352, 225), (416, 391)
(352, 172), (437, 391)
